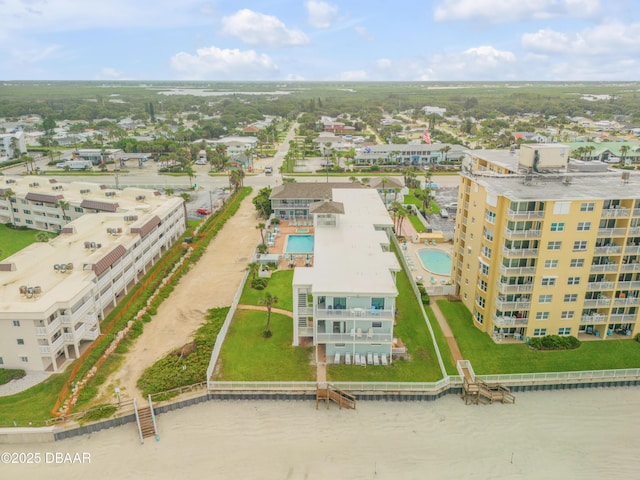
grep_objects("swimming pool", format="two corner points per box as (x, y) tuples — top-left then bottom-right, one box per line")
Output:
(417, 248), (452, 276)
(285, 235), (314, 253)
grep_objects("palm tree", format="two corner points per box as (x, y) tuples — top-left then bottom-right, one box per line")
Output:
(3, 189), (16, 226)
(620, 145), (630, 164)
(256, 222), (266, 244)
(247, 261), (260, 280)
(349, 176), (358, 183)
(259, 292), (279, 338)
(395, 204), (408, 237)
(165, 188), (174, 196)
(381, 177), (389, 207)
(55, 199), (70, 222)
(179, 192), (190, 228)
(439, 145), (451, 164)
(35, 232), (50, 243)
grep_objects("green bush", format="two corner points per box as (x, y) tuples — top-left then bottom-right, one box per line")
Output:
(0, 369), (26, 385)
(81, 404), (117, 423)
(251, 278), (268, 290)
(529, 335), (580, 351)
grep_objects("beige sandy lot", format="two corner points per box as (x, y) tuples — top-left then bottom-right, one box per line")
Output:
(96, 192), (261, 403)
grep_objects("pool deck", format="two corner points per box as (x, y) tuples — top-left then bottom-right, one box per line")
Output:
(267, 220), (315, 269)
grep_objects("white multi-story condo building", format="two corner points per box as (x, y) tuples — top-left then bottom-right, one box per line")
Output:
(0, 178), (185, 372)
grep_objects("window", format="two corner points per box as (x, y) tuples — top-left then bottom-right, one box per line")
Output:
(577, 222), (591, 231)
(478, 279), (488, 292)
(483, 228), (494, 242)
(539, 295), (552, 303)
(22, 209), (31, 214)
(561, 311), (575, 319)
(580, 202), (595, 212)
(481, 246), (492, 259)
(25, 219), (33, 224)
(544, 259), (558, 269)
(371, 298), (385, 310)
(550, 222), (565, 232)
(74, 207), (83, 213)
(475, 294), (486, 308)
(12, 320), (20, 327)
(564, 294), (578, 302)
(541, 277), (557, 287)
(473, 310), (484, 324)
(332, 297), (346, 309)
(533, 328), (547, 337)
(479, 261), (489, 276)
(536, 312), (550, 320)
(573, 240), (587, 251)
(567, 277), (581, 285)
(553, 202), (570, 215)
(0, 357), (3, 365)
(17, 338), (24, 345)
(372, 321), (382, 328)
(20, 356), (28, 363)
(485, 209), (496, 224)
(558, 327), (571, 336)
(570, 259), (585, 268)
(547, 241), (562, 250)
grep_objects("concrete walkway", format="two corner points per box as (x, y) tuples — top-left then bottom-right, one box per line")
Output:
(236, 304), (294, 317)
(0, 371), (52, 397)
(429, 297), (464, 364)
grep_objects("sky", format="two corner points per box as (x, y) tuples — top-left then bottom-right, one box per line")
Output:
(2, 0), (640, 81)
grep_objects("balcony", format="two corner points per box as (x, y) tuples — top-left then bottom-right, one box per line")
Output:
(590, 264), (618, 273)
(602, 207), (630, 218)
(493, 314), (529, 327)
(580, 314), (607, 324)
(502, 247), (539, 258)
(613, 297), (640, 307)
(497, 282), (533, 294)
(315, 308), (394, 320)
(616, 280), (640, 289)
(504, 229), (542, 239)
(83, 327), (100, 341)
(624, 245), (640, 255)
(620, 263), (640, 272)
(629, 227), (640, 235)
(298, 326), (313, 337)
(38, 335), (64, 354)
(499, 265), (536, 275)
(316, 332), (393, 343)
(633, 208), (640, 218)
(494, 298), (531, 310)
(597, 228), (627, 237)
(297, 307), (313, 316)
(586, 281), (614, 291)
(34, 317), (61, 337)
(593, 245), (622, 255)
(583, 297), (611, 307)
(609, 314), (637, 323)
(506, 210), (545, 220)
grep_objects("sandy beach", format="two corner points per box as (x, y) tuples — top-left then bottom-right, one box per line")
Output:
(3, 387), (639, 479)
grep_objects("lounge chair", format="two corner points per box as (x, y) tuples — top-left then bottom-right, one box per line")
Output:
(334, 352), (341, 364)
(345, 352), (351, 365)
(367, 328), (373, 339)
(381, 354), (388, 366)
(367, 353), (373, 365)
(354, 353), (360, 365)
(373, 354), (380, 366)
(356, 328), (362, 338)
(360, 355), (367, 367)
(431, 239), (437, 245)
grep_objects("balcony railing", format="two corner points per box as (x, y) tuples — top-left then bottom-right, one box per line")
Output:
(502, 247), (539, 258)
(316, 332), (393, 343)
(628, 227), (640, 235)
(624, 245), (640, 255)
(497, 283), (533, 293)
(590, 264), (618, 273)
(580, 314), (607, 324)
(494, 299), (531, 310)
(297, 307), (313, 316)
(586, 281), (614, 291)
(34, 317), (61, 336)
(616, 280), (640, 289)
(613, 297), (640, 307)
(609, 314), (637, 323)
(38, 335), (64, 354)
(493, 314), (529, 327)
(633, 208), (640, 217)
(597, 228), (627, 237)
(499, 265), (536, 275)
(298, 326), (313, 337)
(594, 246), (622, 255)
(602, 207), (630, 218)
(83, 327), (100, 341)
(620, 263), (640, 272)
(506, 210), (545, 220)
(315, 308), (394, 319)
(504, 229), (542, 239)
(583, 297), (611, 307)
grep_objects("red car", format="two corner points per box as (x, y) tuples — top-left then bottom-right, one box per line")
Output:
(196, 208), (211, 215)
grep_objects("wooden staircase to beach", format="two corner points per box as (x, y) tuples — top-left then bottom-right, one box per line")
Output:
(316, 384), (356, 410)
(134, 397), (159, 443)
(457, 360), (515, 405)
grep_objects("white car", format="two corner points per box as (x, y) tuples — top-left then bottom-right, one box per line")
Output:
(195, 159), (207, 165)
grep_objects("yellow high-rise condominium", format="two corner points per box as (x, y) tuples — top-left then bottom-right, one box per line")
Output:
(452, 144), (640, 343)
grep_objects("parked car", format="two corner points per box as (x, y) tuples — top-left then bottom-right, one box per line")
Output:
(264, 165), (273, 175)
(196, 208), (211, 215)
(195, 158), (207, 165)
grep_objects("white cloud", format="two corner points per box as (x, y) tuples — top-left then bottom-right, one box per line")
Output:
(221, 9), (309, 47)
(375, 58), (392, 69)
(523, 22), (640, 56)
(355, 26), (374, 40)
(170, 46), (278, 80)
(338, 69), (368, 81)
(306, 0), (339, 29)
(427, 46), (517, 80)
(434, 0), (600, 23)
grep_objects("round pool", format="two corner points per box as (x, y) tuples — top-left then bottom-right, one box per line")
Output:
(417, 248), (452, 276)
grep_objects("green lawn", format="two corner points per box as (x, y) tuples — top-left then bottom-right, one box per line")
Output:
(439, 300), (640, 374)
(0, 225), (56, 260)
(239, 269), (294, 311)
(408, 214), (426, 233)
(403, 190), (440, 214)
(327, 249), (444, 383)
(214, 310), (314, 381)
(424, 306), (458, 375)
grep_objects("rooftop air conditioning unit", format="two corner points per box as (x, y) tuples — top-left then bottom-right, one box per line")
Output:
(136, 195), (146, 201)
(80, 189), (90, 194)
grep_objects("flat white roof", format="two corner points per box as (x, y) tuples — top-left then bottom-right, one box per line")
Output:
(294, 189), (399, 296)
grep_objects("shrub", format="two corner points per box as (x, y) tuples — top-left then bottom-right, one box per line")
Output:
(0, 369), (26, 385)
(81, 404), (117, 423)
(251, 278), (268, 290)
(529, 335), (580, 351)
